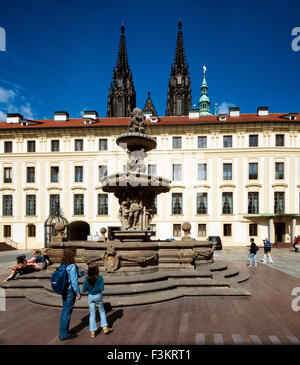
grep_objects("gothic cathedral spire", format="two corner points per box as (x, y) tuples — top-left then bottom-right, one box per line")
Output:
(166, 21), (191, 116)
(106, 25), (136, 117)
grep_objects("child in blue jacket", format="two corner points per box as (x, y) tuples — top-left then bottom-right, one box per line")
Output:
(82, 264), (113, 338)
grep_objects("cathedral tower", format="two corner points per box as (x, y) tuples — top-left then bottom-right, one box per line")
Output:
(106, 26), (136, 117)
(166, 21), (191, 116)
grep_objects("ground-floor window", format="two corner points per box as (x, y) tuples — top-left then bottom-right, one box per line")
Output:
(173, 224), (181, 237)
(3, 225), (11, 237)
(27, 224), (36, 237)
(249, 223), (258, 236)
(223, 224), (232, 236)
(198, 224), (206, 237)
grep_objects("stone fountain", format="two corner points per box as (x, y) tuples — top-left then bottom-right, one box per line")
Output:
(0, 108), (250, 308)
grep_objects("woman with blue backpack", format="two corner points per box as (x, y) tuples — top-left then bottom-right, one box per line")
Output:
(57, 247), (81, 340)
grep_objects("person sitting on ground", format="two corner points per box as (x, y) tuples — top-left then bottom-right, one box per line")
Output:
(42, 248), (52, 268)
(3, 255), (28, 282)
(27, 249), (46, 271)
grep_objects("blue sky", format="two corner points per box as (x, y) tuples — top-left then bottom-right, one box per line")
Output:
(0, 0), (299, 120)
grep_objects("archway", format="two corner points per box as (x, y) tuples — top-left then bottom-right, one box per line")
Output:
(68, 221), (90, 241)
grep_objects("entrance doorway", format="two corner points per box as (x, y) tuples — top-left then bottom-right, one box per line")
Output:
(275, 222), (285, 243)
(68, 221), (90, 241)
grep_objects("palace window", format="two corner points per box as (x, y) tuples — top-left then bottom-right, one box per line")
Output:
(249, 135), (258, 147)
(27, 140), (36, 152)
(50, 166), (59, 183)
(249, 163), (258, 180)
(248, 192), (259, 214)
(98, 194), (108, 215)
(3, 225), (11, 237)
(198, 224), (206, 237)
(198, 136), (207, 148)
(173, 136), (182, 149)
(4, 141), (12, 153)
(75, 139), (83, 152)
(99, 165), (108, 180)
(197, 193), (207, 214)
(74, 194), (84, 215)
(51, 140), (60, 152)
(173, 224), (181, 237)
(274, 192), (285, 214)
(276, 134), (285, 147)
(27, 167), (35, 183)
(50, 194), (60, 215)
(26, 195), (36, 216)
(249, 223), (258, 236)
(153, 196), (157, 215)
(27, 224), (36, 237)
(3, 195), (13, 216)
(198, 163), (207, 180)
(172, 164), (182, 181)
(223, 224), (232, 236)
(99, 139), (108, 151)
(275, 162), (284, 179)
(172, 193), (183, 214)
(223, 135), (232, 148)
(222, 192), (233, 214)
(223, 163), (232, 180)
(75, 166), (83, 183)
(148, 164), (157, 176)
(3, 167), (12, 183)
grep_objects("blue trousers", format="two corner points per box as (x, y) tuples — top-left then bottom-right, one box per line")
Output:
(248, 253), (257, 267)
(59, 288), (76, 339)
(88, 293), (108, 332)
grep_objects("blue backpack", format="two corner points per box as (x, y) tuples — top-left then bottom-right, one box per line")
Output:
(51, 264), (69, 294)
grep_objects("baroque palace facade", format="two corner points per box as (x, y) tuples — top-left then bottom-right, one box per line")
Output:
(0, 23), (299, 249)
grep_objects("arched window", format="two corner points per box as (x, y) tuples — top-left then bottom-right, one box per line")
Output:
(117, 98), (123, 117)
(176, 98), (182, 115)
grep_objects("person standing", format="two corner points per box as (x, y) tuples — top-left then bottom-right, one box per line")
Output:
(59, 247), (81, 341)
(248, 238), (258, 268)
(262, 238), (273, 264)
(82, 263), (113, 338)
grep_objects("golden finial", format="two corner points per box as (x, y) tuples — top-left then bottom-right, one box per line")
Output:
(203, 65), (206, 75)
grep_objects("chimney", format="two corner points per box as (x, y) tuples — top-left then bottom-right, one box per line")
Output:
(229, 107), (240, 117)
(83, 111), (98, 120)
(6, 113), (23, 124)
(257, 106), (269, 116)
(54, 111), (69, 121)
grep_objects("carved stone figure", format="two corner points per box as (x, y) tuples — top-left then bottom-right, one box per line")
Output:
(118, 198), (130, 229)
(129, 107), (146, 134)
(128, 199), (142, 230)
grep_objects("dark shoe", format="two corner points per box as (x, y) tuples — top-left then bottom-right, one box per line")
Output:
(59, 333), (77, 341)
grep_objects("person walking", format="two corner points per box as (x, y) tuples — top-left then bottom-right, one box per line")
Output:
(59, 247), (81, 341)
(82, 263), (113, 338)
(248, 238), (258, 268)
(262, 238), (273, 264)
